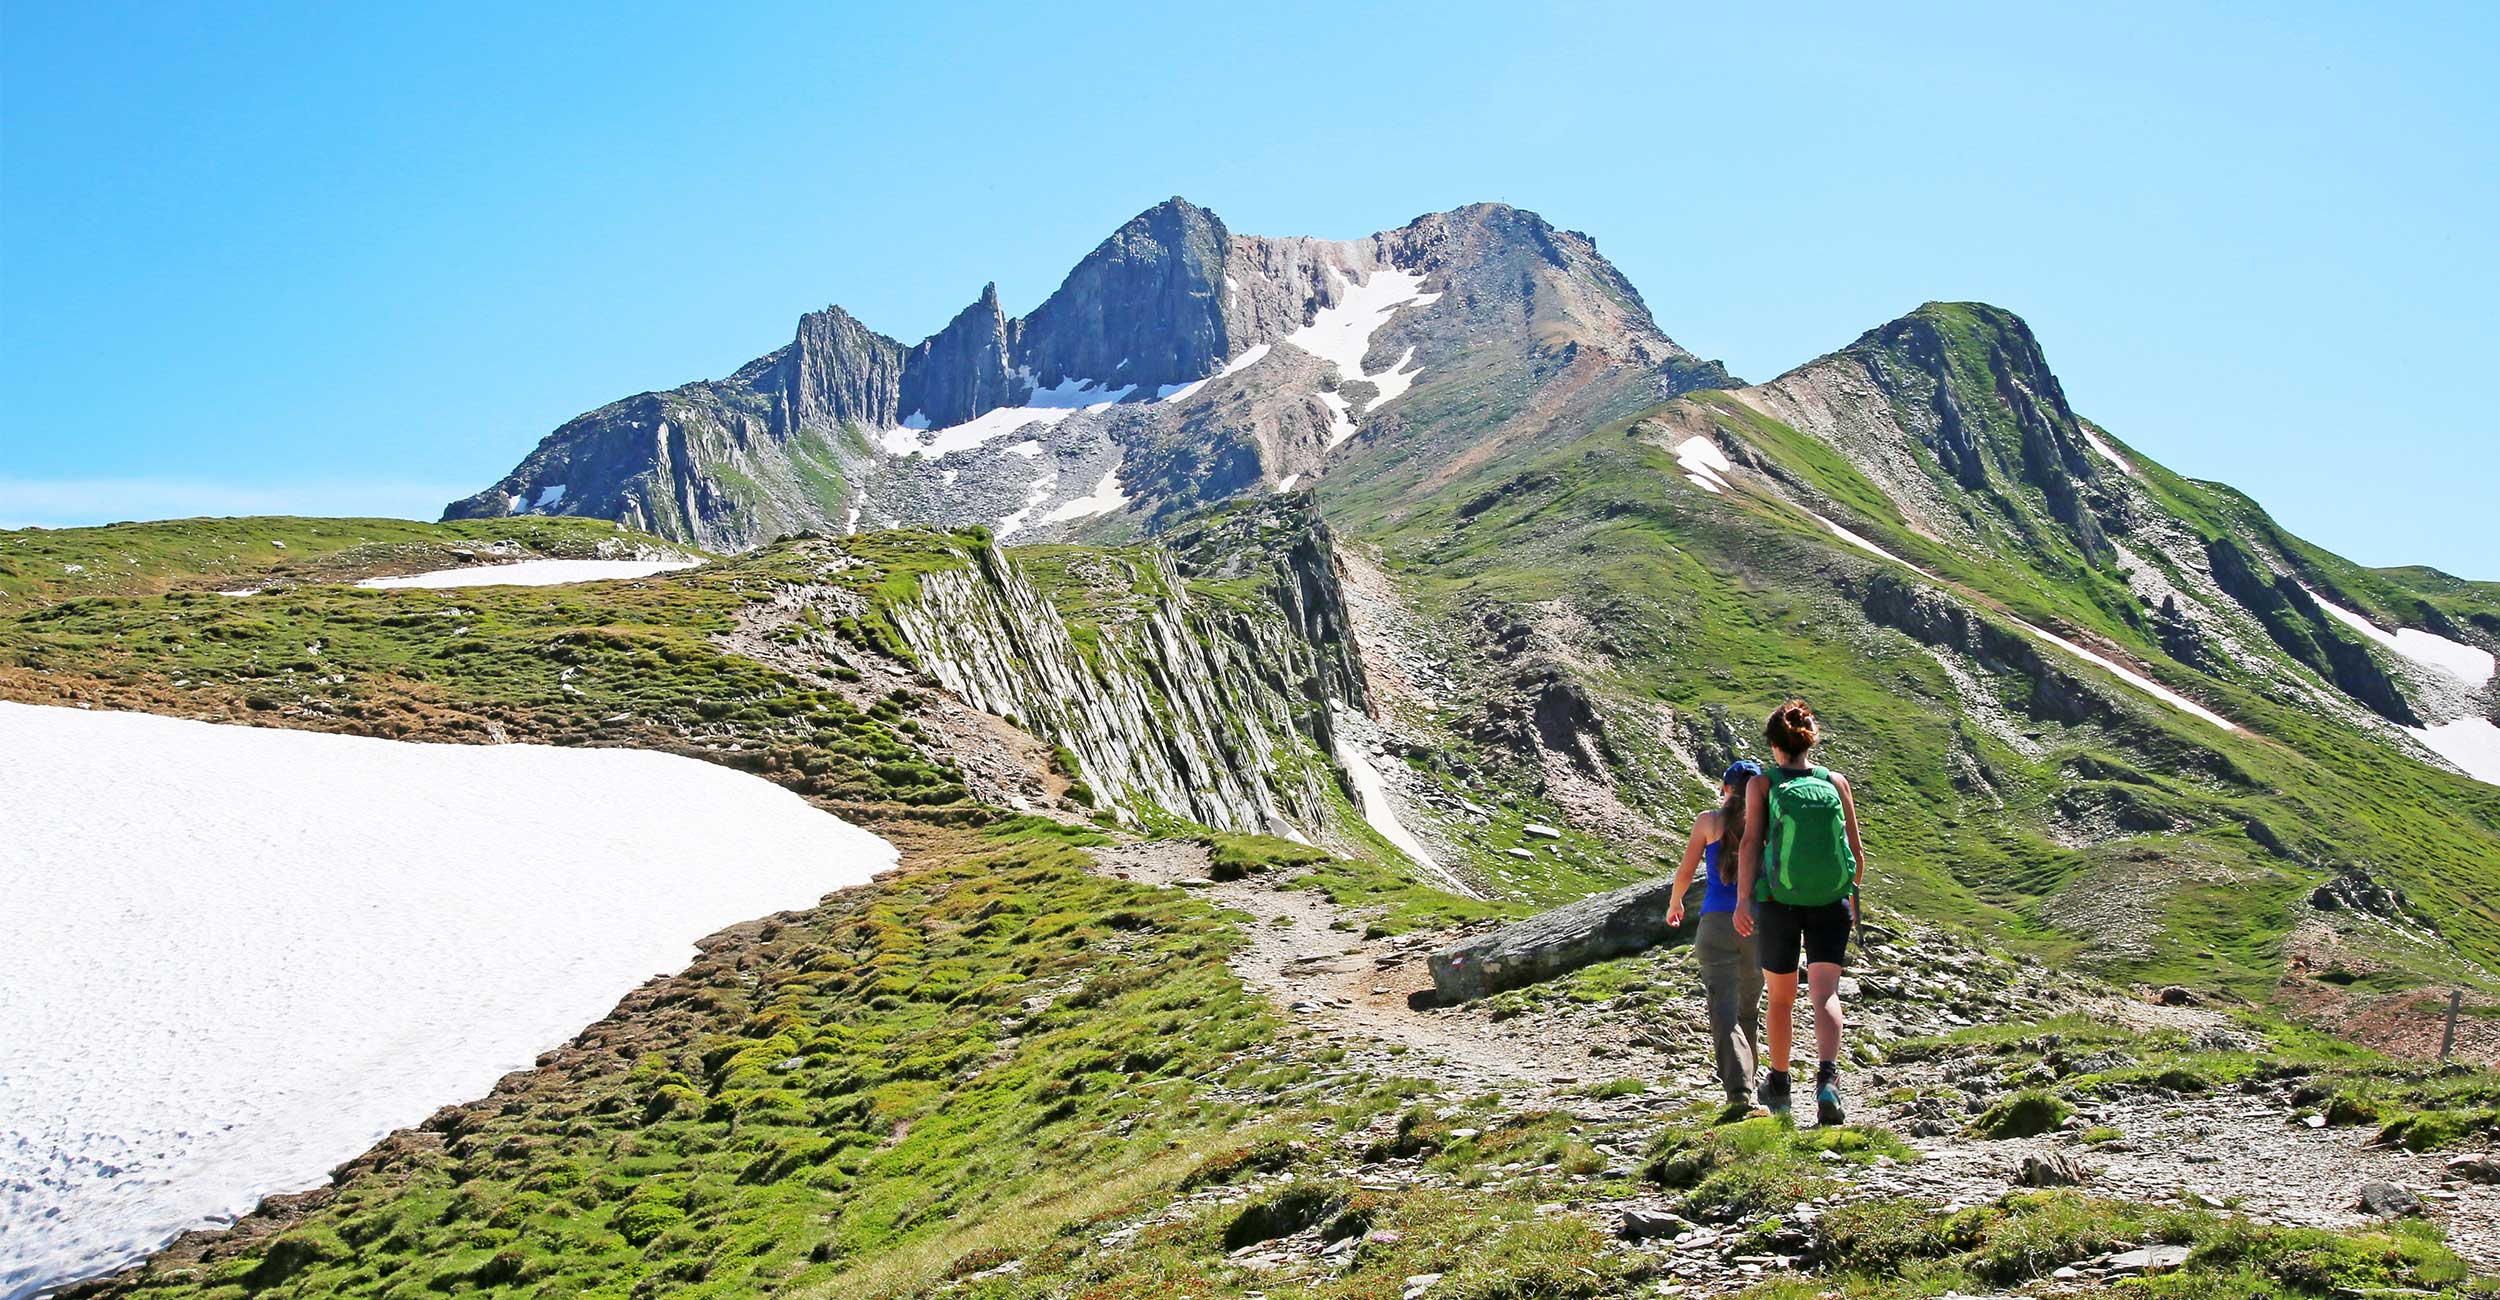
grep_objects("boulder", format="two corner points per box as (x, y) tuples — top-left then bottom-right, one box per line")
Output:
(2015, 1153), (2092, 1187)
(1425, 877), (1678, 1002)
(1618, 1208), (1689, 1240)
(2357, 1181), (2425, 1218)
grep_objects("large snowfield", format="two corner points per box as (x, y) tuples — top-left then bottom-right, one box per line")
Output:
(0, 703), (897, 1299)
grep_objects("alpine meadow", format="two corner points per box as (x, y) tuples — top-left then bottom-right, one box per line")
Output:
(6, 187), (2500, 1300)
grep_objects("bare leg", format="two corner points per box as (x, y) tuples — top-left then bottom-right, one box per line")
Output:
(1808, 961), (1844, 1064)
(1763, 970), (1798, 1075)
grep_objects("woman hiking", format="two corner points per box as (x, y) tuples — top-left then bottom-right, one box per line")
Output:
(1734, 699), (1865, 1125)
(1665, 760), (1767, 1119)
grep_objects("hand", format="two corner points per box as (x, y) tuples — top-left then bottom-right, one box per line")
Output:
(1666, 902), (1685, 927)
(1733, 906), (1755, 938)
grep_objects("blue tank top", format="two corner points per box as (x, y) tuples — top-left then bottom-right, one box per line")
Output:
(1700, 839), (1738, 914)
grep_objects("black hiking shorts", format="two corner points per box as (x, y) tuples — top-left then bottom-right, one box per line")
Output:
(1758, 897), (1853, 974)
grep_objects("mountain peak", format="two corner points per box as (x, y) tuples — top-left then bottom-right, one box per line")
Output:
(449, 195), (1731, 547)
(1755, 298), (2111, 564)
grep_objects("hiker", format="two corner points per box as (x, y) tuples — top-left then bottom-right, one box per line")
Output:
(1734, 699), (1865, 1124)
(1665, 759), (1767, 1118)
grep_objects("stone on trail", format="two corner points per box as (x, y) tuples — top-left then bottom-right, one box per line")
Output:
(1618, 1207), (1689, 1240)
(2356, 1181), (2426, 1217)
(2446, 1154), (2500, 1184)
(2015, 1152), (2092, 1187)
(2108, 1244), (2190, 1272)
(1424, 877), (1678, 1002)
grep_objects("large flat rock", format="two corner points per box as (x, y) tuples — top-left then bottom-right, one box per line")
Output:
(1425, 876), (1680, 1003)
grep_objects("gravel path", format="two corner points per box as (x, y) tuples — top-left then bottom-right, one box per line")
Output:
(1089, 839), (2500, 1275)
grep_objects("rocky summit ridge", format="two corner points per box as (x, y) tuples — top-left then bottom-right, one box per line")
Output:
(444, 198), (1731, 550)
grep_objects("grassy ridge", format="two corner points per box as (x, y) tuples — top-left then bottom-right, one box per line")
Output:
(0, 516), (688, 606)
(0, 525), (1004, 813)
(87, 825), (1286, 1299)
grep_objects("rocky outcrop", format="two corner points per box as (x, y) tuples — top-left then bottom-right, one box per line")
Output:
(898, 286), (1017, 428)
(877, 502), (1363, 835)
(1857, 573), (2115, 727)
(2205, 536), (2420, 725)
(765, 306), (910, 433)
(1019, 198), (1234, 392)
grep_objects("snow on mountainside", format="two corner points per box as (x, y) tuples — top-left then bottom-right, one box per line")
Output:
(445, 199), (1728, 550)
(0, 702), (895, 1299)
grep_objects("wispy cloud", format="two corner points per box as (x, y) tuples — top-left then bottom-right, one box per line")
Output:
(0, 477), (476, 530)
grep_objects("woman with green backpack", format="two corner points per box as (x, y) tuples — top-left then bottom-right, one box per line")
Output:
(1733, 699), (1865, 1125)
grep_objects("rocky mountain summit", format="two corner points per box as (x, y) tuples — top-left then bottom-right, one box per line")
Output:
(445, 198), (1729, 550)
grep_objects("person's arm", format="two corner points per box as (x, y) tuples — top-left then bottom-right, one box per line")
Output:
(1836, 773), (1866, 886)
(1735, 778), (1769, 937)
(1666, 812), (1710, 927)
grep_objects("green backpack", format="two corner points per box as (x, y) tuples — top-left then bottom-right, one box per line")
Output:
(1762, 766), (1856, 906)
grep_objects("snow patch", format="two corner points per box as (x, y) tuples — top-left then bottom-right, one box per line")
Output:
(1006, 440), (1044, 459)
(1330, 705), (1441, 873)
(877, 379), (1134, 459)
(1040, 466), (1126, 525)
(1808, 512), (2236, 731)
(0, 703), (896, 1298)
(1363, 346), (1425, 408)
(357, 559), (698, 589)
(533, 484), (566, 509)
(2405, 717), (2500, 786)
(1156, 342), (1273, 404)
(1317, 391), (1357, 448)
(1275, 473), (1302, 493)
(843, 505), (862, 536)
(2080, 428), (2139, 479)
(995, 469), (1060, 539)
(1287, 267), (1438, 380)
(2306, 589), (2495, 685)
(1281, 268), (1440, 449)
(1674, 435), (1733, 494)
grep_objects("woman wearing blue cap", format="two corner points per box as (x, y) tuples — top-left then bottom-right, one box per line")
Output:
(1666, 758), (1767, 1118)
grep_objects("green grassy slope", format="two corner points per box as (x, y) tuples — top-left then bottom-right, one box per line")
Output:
(0, 521), (1005, 816)
(1321, 394), (2500, 992)
(0, 516), (693, 606)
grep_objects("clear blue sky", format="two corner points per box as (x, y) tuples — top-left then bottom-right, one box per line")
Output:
(4, 1), (2494, 576)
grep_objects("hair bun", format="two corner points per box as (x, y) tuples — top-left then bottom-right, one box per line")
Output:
(1764, 698), (1819, 752)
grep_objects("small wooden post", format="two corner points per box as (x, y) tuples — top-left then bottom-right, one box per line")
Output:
(2441, 989), (2464, 1064)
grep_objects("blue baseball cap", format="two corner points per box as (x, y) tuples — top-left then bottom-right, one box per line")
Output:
(1722, 759), (1763, 783)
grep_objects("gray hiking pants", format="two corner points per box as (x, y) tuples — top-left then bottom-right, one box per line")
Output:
(1693, 911), (1763, 1103)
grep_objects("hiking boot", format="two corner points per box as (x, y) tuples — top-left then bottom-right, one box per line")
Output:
(1756, 1071), (1791, 1113)
(1815, 1077), (1845, 1126)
